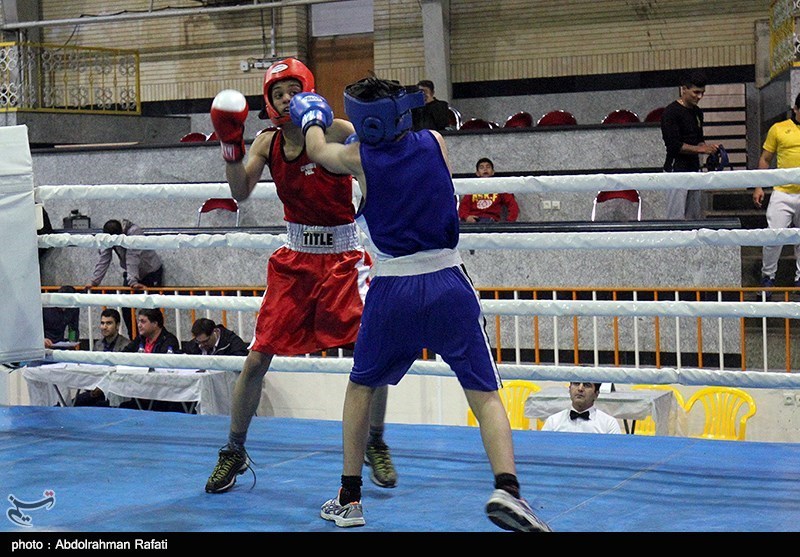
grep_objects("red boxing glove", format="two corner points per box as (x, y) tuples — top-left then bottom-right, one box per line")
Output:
(210, 90), (248, 162)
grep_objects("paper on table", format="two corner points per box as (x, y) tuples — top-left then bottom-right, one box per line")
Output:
(36, 362), (110, 371)
(50, 341), (80, 349)
(115, 365), (151, 374)
(37, 362), (70, 369)
(152, 368), (203, 375)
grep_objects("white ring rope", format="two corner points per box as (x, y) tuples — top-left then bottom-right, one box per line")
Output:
(455, 168), (800, 194)
(36, 182), (278, 201)
(41, 291), (800, 389)
(37, 228), (800, 251)
(458, 228), (800, 250)
(46, 350), (800, 390)
(40, 232), (289, 251)
(38, 169), (800, 391)
(42, 293), (800, 320)
(37, 169), (800, 252)
(35, 167), (800, 199)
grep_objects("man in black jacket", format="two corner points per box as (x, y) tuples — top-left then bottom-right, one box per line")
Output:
(183, 318), (248, 356)
(43, 286), (80, 349)
(123, 308), (181, 354)
(660, 69), (720, 220)
(411, 80), (450, 132)
(121, 308), (184, 412)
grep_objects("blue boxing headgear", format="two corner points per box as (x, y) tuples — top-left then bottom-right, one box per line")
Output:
(705, 145), (731, 171)
(344, 77), (425, 145)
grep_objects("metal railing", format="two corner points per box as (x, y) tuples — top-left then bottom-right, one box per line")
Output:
(0, 41), (140, 114)
(45, 285), (800, 373)
(478, 286), (798, 373)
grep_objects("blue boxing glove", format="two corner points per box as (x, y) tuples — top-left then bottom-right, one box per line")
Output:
(344, 133), (359, 145)
(289, 92), (334, 134)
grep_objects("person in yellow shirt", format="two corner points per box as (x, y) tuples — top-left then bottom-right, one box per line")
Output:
(753, 93), (800, 300)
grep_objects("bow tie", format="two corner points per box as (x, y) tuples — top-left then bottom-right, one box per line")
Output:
(570, 410), (590, 421)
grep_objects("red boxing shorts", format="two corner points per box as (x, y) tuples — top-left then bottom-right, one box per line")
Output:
(249, 245), (371, 356)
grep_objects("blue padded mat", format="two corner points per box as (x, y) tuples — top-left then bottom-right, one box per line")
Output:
(1, 405), (799, 533)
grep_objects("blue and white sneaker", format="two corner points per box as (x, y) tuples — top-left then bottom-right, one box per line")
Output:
(320, 491), (366, 528)
(485, 489), (552, 532)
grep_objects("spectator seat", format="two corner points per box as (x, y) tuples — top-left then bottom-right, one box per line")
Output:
(467, 380), (542, 430)
(644, 107), (665, 123)
(536, 110), (577, 126)
(180, 132), (208, 142)
(447, 106), (463, 130)
(197, 198), (240, 227)
(504, 111), (534, 128)
(591, 189), (642, 221)
(685, 386), (757, 441)
(601, 109), (640, 124)
(460, 118), (493, 130)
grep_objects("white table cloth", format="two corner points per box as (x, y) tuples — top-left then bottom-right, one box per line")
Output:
(23, 363), (236, 415)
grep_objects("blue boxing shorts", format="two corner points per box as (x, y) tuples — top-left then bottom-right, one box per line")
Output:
(350, 265), (502, 392)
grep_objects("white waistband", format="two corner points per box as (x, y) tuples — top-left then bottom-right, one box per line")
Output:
(372, 248), (463, 277)
(285, 222), (362, 253)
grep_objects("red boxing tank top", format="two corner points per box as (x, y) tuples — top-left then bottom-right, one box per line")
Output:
(268, 130), (356, 226)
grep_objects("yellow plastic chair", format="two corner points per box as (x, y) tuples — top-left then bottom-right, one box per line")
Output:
(467, 380), (541, 430)
(684, 386), (757, 441)
(630, 385), (686, 436)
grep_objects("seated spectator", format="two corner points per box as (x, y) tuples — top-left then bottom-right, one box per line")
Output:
(123, 308), (181, 354)
(182, 318), (248, 356)
(42, 286), (80, 349)
(74, 308), (130, 407)
(96, 308), (132, 352)
(120, 308), (184, 412)
(541, 382), (621, 434)
(458, 158), (520, 223)
(411, 79), (450, 132)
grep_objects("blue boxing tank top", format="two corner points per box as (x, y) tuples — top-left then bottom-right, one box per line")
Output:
(356, 129), (459, 265)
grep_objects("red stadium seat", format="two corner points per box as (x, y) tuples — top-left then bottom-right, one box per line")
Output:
(180, 132), (208, 142)
(197, 198), (240, 227)
(447, 106), (463, 130)
(536, 110), (577, 126)
(459, 118), (493, 130)
(644, 107), (665, 123)
(206, 131), (217, 141)
(591, 190), (641, 221)
(601, 109), (640, 124)
(504, 111), (534, 128)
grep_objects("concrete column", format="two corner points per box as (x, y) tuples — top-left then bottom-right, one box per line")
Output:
(1, 0), (42, 42)
(420, 0), (451, 101)
(0, 1), (41, 125)
(753, 19), (771, 90)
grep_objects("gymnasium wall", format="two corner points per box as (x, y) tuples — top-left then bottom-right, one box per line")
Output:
(27, 1), (769, 103)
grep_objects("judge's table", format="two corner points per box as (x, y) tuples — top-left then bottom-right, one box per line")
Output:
(23, 363), (236, 415)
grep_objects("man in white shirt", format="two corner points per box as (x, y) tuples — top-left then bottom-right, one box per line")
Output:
(541, 382), (622, 434)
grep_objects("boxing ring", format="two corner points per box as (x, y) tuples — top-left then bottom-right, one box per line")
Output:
(4, 124), (800, 532)
(3, 405), (800, 533)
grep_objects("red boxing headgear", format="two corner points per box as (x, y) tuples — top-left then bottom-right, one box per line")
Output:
(258, 57), (315, 125)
